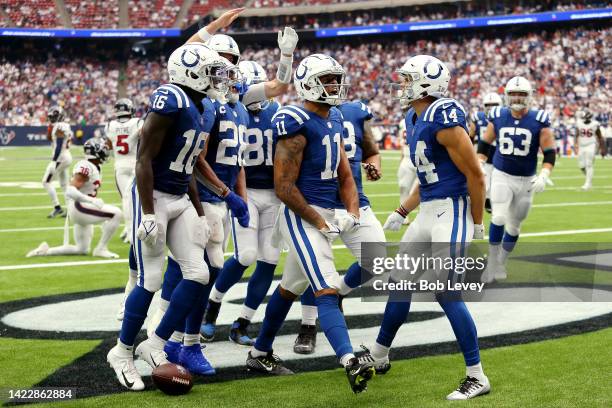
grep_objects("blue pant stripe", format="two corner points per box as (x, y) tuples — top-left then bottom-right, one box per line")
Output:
(131, 182), (144, 287)
(284, 207), (319, 291)
(460, 196), (468, 257)
(231, 216), (238, 259)
(450, 197), (460, 258)
(294, 215), (329, 290)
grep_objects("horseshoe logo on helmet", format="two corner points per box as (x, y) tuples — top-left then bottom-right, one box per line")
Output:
(181, 49), (200, 68)
(295, 64), (308, 80)
(424, 60), (443, 80)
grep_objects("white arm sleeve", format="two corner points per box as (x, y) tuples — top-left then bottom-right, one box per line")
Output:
(196, 27), (212, 42)
(241, 83), (268, 108)
(276, 54), (293, 84)
(65, 185), (94, 204)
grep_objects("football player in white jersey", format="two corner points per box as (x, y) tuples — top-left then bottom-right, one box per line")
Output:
(575, 110), (605, 190)
(27, 138), (122, 259)
(105, 98), (143, 242)
(43, 106), (73, 218)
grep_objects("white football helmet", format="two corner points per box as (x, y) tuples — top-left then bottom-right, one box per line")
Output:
(238, 60), (270, 110)
(206, 34), (240, 65)
(504, 76), (532, 111)
(167, 42), (229, 96)
(294, 54), (349, 106)
(392, 55), (450, 104)
(483, 92), (502, 115)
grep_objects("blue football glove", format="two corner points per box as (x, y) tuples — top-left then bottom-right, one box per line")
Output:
(223, 191), (249, 227)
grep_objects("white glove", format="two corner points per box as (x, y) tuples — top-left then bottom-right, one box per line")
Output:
(531, 168), (551, 194)
(319, 221), (341, 243)
(473, 223), (485, 240)
(194, 216), (211, 248)
(336, 213), (360, 233)
(90, 197), (105, 209)
(137, 213), (159, 246)
(383, 211), (405, 231)
(277, 26), (298, 55)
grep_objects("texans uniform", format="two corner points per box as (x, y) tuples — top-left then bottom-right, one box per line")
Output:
(488, 106), (551, 233)
(273, 105), (346, 294)
(575, 118), (600, 169)
(234, 101), (281, 266)
(132, 84), (214, 293)
(336, 101), (385, 262)
(196, 98), (249, 267)
(105, 116), (143, 240)
(43, 121), (73, 206)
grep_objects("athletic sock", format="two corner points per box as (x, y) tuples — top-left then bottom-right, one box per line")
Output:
(370, 342), (390, 360)
(500, 232), (519, 264)
(244, 261), (276, 311)
(253, 285), (294, 353)
(467, 362), (486, 382)
(161, 256), (183, 302)
(119, 285), (154, 346)
(213, 256), (249, 299)
(342, 262), (375, 293)
(316, 294), (353, 359)
(488, 222), (504, 244)
(183, 333), (200, 347)
(300, 286), (317, 325)
(340, 353), (356, 367)
(155, 279), (204, 341)
(437, 297), (480, 367)
(170, 331), (184, 343)
(375, 300), (411, 348)
(239, 305), (256, 322)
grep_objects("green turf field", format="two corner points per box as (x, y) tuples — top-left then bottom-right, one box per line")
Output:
(0, 147), (611, 407)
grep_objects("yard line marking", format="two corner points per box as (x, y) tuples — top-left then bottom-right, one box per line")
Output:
(0, 203), (121, 211)
(2, 227), (612, 271)
(0, 191), (117, 197)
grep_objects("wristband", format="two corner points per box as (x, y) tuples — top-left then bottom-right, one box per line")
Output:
(197, 27), (212, 42)
(395, 205), (409, 218)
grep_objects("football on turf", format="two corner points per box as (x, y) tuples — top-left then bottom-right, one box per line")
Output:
(152, 363), (193, 395)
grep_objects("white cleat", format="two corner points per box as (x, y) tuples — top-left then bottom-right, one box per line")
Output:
(494, 262), (508, 281)
(93, 248), (120, 259)
(146, 307), (166, 338)
(26, 242), (49, 258)
(135, 339), (169, 369)
(580, 184), (591, 191)
(446, 375), (491, 400)
(481, 261), (497, 284)
(116, 294), (127, 321)
(107, 345), (145, 391)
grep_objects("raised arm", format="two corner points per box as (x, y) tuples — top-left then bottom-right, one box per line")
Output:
(187, 8), (245, 43)
(274, 135), (326, 229)
(438, 126), (486, 226)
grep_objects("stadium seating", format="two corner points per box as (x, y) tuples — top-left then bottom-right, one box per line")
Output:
(0, 0), (59, 28)
(65, 0), (119, 29)
(129, 0), (182, 28)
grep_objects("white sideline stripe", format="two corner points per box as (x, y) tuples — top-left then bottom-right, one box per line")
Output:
(0, 191), (117, 197)
(0, 203), (121, 211)
(2, 227), (612, 271)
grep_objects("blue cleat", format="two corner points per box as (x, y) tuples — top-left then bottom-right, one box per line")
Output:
(178, 344), (216, 376)
(229, 318), (255, 346)
(164, 340), (182, 364)
(200, 323), (216, 342)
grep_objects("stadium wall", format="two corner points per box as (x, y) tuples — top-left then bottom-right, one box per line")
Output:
(0, 126), (104, 147)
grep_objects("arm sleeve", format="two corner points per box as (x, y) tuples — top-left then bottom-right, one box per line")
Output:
(65, 185), (94, 203)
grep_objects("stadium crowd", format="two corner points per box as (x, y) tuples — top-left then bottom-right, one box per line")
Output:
(0, 27), (609, 134)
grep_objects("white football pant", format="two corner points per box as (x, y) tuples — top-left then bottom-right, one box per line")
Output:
(490, 169), (534, 236)
(42, 153), (72, 207)
(115, 168), (135, 240)
(578, 144), (596, 188)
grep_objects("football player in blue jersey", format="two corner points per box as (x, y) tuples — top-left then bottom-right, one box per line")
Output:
(244, 54), (375, 393)
(479, 76), (555, 283)
(469, 92), (503, 213)
(362, 55), (490, 400)
(106, 43), (228, 391)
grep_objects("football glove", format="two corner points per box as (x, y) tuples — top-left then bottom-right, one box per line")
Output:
(137, 213), (159, 246)
(531, 168), (551, 194)
(319, 221), (341, 243)
(383, 206), (409, 231)
(473, 223), (485, 240)
(223, 191), (250, 227)
(277, 27), (298, 55)
(362, 163), (382, 181)
(336, 212), (360, 233)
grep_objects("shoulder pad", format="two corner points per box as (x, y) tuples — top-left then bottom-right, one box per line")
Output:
(422, 98), (466, 123)
(535, 109), (551, 126)
(271, 105), (311, 138)
(73, 160), (93, 176)
(150, 84), (191, 115)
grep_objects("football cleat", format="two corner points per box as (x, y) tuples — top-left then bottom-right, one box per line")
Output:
(345, 357), (375, 394)
(229, 318), (255, 346)
(200, 300), (221, 342)
(164, 340), (182, 364)
(26, 242), (49, 257)
(178, 344), (216, 376)
(146, 307), (165, 338)
(581, 183), (592, 191)
(107, 345), (145, 391)
(135, 339), (169, 369)
(357, 345), (391, 374)
(47, 207), (66, 219)
(93, 247), (119, 259)
(494, 262), (507, 281)
(446, 376), (491, 400)
(246, 351), (293, 375)
(293, 324), (317, 354)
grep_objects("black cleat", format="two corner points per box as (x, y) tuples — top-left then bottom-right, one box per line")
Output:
(229, 318), (255, 346)
(246, 351), (293, 375)
(357, 345), (391, 374)
(484, 198), (492, 214)
(200, 300), (221, 342)
(293, 324), (317, 354)
(345, 357), (375, 394)
(47, 206), (66, 219)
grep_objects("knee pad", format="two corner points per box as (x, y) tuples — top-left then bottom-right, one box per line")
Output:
(237, 247), (257, 267)
(505, 222), (520, 237)
(491, 213), (506, 226)
(143, 274), (163, 293)
(180, 261), (210, 286)
(205, 242), (225, 268)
